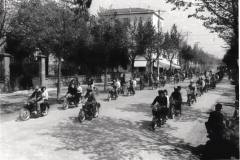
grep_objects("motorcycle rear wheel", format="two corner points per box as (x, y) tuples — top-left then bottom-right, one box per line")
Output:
(41, 107), (49, 116)
(151, 121), (156, 131)
(19, 108), (30, 121)
(78, 109), (85, 123)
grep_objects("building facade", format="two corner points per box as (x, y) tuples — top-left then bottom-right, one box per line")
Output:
(101, 8), (180, 72)
(101, 8), (163, 32)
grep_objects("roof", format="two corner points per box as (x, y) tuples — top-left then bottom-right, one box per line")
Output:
(101, 8), (164, 20)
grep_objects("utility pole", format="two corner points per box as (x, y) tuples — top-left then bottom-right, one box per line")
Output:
(157, 10), (161, 80)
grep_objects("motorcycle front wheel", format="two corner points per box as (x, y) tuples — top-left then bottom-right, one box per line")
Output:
(78, 109), (85, 123)
(19, 108), (30, 121)
(63, 100), (69, 110)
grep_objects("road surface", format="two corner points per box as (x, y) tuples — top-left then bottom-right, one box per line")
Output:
(0, 77), (236, 160)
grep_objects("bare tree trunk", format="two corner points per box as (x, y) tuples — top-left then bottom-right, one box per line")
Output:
(149, 61), (153, 86)
(104, 68), (107, 92)
(170, 59), (172, 71)
(131, 59), (134, 76)
(57, 57), (62, 100)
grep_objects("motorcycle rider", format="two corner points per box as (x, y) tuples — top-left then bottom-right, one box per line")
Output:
(128, 78), (135, 95)
(163, 89), (170, 108)
(66, 82), (77, 104)
(151, 90), (168, 123)
(139, 75), (144, 90)
(205, 76), (210, 92)
(109, 80), (118, 98)
(210, 75), (216, 89)
(205, 103), (225, 141)
(41, 86), (48, 102)
(84, 88), (97, 115)
(40, 86), (49, 114)
(187, 80), (197, 104)
(196, 78), (202, 96)
(115, 79), (121, 94)
(76, 83), (83, 103)
(87, 77), (94, 89)
(201, 77), (206, 94)
(170, 87), (182, 116)
(28, 86), (42, 114)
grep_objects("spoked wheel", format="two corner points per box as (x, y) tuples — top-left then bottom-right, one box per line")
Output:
(151, 117), (158, 131)
(41, 107), (49, 116)
(107, 94), (111, 101)
(151, 121), (157, 131)
(63, 99), (69, 110)
(19, 108), (30, 121)
(78, 109), (85, 123)
(94, 104), (100, 118)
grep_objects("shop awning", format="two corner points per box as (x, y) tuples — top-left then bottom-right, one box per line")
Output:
(134, 60), (147, 67)
(154, 59), (170, 68)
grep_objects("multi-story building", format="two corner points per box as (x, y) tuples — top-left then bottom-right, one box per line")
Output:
(101, 8), (180, 72)
(101, 8), (163, 32)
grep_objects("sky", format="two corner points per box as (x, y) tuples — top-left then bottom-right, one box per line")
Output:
(89, 0), (227, 59)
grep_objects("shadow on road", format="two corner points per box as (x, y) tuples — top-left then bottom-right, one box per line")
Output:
(116, 103), (151, 116)
(39, 116), (199, 160)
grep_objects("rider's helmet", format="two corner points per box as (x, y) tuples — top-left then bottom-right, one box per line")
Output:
(215, 103), (222, 111)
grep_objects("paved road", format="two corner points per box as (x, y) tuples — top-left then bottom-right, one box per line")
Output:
(0, 78), (235, 160)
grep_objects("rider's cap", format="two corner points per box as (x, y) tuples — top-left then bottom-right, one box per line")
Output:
(215, 103), (222, 110)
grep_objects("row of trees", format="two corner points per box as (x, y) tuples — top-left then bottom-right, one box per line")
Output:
(180, 42), (220, 70)
(4, 0), (218, 97)
(166, 0), (238, 73)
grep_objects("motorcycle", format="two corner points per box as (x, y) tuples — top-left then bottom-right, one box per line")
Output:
(210, 80), (216, 89)
(78, 102), (100, 123)
(19, 100), (49, 121)
(107, 89), (118, 101)
(196, 84), (203, 97)
(151, 105), (167, 131)
(169, 100), (181, 119)
(187, 93), (196, 106)
(62, 95), (80, 110)
(159, 79), (166, 87)
(126, 86), (135, 96)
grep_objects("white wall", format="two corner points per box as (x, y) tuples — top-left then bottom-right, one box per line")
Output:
(114, 13), (163, 32)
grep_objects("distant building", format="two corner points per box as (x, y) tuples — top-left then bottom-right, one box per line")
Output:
(101, 8), (180, 71)
(100, 8), (163, 32)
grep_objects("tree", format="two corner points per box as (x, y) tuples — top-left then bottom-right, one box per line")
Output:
(0, 0), (17, 52)
(163, 24), (182, 70)
(166, 0), (238, 72)
(90, 15), (129, 90)
(166, 0), (238, 44)
(7, 0), (90, 99)
(179, 42), (194, 69)
(126, 19), (138, 74)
